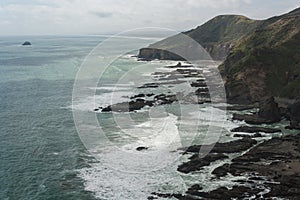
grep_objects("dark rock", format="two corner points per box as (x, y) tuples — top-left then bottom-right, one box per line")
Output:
(191, 79), (207, 88)
(101, 93), (177, 113)
(209, 134), (300, 199)
(93, 108), (99, 111)
(138, 48), (185, 61)
(231, 126), (281, 133)
(151, 192), (173, 198)
(22, 41), (31, 46)
(233, 133), (263, 138)
(178, 153), (228, 173)
(186, 184), (204, 196)
(286, 125), (300, 130)
(138, 83), (159, 88)
(183, 137), (257, 154)
(287, 99), (300, 129)
(101, 100), (146, 112)
(174, 134), (300, 199)
(173, 194), (198, 200)
(212, 163), (230, 178)
(154, 94), (178, 104)
(189, 184), (202, 191)
(166, 62), (194, 68)
(130, 94), (145, 99)
(225, 76), (253, 104)
(216, 104), (257, 111)
(195, 186), (263, 199)
(195, 87), (209, 94)
(145, 100), (155, 107)
(176, 62), (182, 67)
(147, 196), (157, 200)
(101, 106), (112, 112)
(146, 93), (155, 97)
(232, 113), (276, 124)
(258, 97), (281, 123)
(136, 146), (148, 151)
(221, 9), (300, 104)
(175, 69), (202, 77)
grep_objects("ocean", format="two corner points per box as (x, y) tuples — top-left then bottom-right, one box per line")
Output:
(0, 35), (289, 200)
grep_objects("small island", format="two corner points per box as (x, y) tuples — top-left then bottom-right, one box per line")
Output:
(22, 41), (32, 46)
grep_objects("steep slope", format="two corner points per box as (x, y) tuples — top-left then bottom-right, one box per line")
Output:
(138, 15), (260, 61)
(222, 8), (300, 103)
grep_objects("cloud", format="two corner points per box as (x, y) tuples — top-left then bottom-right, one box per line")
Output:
(91, 11), (113, 18)
(0, 0), (298, 35)
(177, 0), (252, 8)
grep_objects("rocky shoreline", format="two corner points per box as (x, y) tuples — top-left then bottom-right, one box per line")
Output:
(95, 62), (212, 113)
(160, 133), (300, 200)
(95, 61), (300, 200)
(132, 7), (300, 199)
(147, 94), (300, 200)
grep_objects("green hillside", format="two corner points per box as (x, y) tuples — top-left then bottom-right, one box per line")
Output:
(138, 15), (260, 60)
(138, 7), (300, 103)
(223, 8), (300, 103)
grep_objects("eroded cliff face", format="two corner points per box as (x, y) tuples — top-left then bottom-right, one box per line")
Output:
(138, 42), (234, 61)
(203, 42), (235, 61)
(138, 8), (300, 104)
(138, 48), (184, 61)
(223, 8), (300, 104)
(225, 67), (266, 104)
(138, 15), (260, 61)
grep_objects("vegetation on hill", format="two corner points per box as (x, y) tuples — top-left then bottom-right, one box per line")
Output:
(139, 7), (300, 103)
(139, 15), (260, 60)
(223, 8), (300, 103)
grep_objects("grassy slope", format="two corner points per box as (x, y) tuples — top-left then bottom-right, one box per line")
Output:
(146, 15), (260, 60)
(184, 15), (260, 45)
(223, 8), (300, 99)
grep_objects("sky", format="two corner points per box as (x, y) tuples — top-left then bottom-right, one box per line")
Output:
(0, 0), (299, 36)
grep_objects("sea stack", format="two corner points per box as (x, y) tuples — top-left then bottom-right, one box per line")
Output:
(22, 41), (32, 46)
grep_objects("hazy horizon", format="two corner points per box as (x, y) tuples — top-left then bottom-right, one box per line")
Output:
(0, 0), (299, 36)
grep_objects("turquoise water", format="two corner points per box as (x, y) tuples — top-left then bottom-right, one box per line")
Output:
(0, 35), (152, 200)
(0, 35), (223, 200)
(1, 35), (292, 200)
(2, 35), (193, 200)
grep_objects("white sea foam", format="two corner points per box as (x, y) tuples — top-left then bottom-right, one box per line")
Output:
(77, 103), (254, 199)
(78, 161), (185, 200)
(71, 84), (134, 111)
(77, 113), (188, 200)
(87, 113), (183, 173)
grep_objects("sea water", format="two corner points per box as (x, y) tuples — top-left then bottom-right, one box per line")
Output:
(0, 35), (290, 200)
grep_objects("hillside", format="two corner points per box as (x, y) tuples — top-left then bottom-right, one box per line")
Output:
(223, 8), (300, 103)
(138, 15), (261, 61)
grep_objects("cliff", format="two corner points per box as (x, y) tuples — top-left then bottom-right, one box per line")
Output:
(138, 15), (261, 61)
(138, 7), (300, 104)
(222, 8), (300, 103)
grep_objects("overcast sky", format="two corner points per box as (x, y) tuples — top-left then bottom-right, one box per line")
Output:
(0, 0), (299, 36)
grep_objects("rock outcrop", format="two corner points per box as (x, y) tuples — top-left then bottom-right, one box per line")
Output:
(232, 96), (282, 124)
(287, 98), (300, 129)
(258, 97), (281, 122)
(138, 8), (300, 105)
(138, 15), (260, 61)
(208, 134), (300, 200)
(152, 134), (300, 200)
(222, 8), (300, 104)
(138, 48), (184, 61)
(231, 125), (281, 133)
(178, 138), (257, 174)
(22, 41), (31, 46)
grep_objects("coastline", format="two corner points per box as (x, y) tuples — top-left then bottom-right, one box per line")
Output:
(97, 60), (300, 199)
